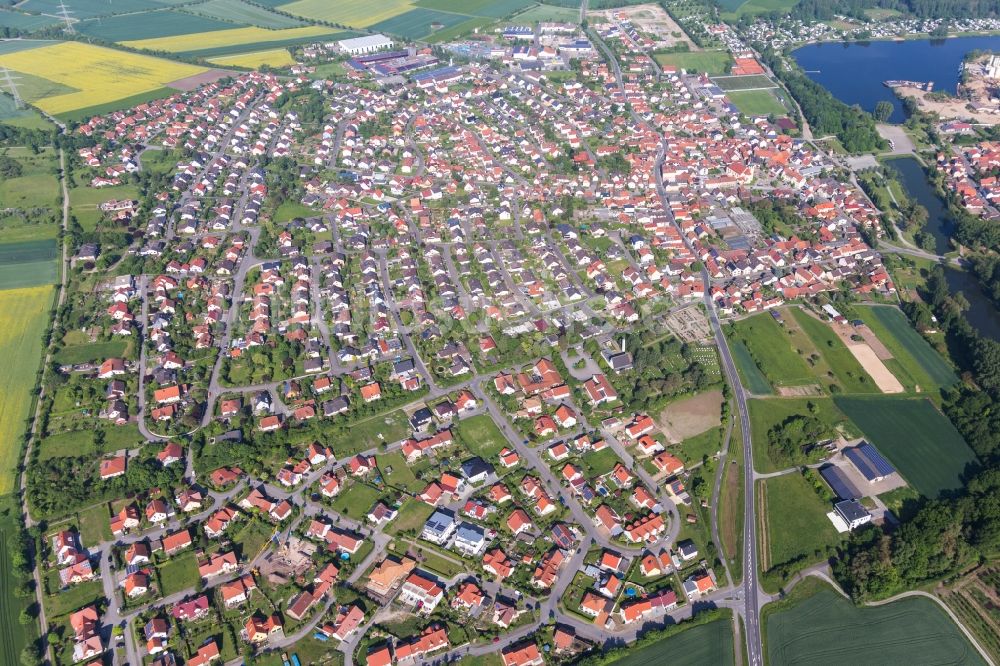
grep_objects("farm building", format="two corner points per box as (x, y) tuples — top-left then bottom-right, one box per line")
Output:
(845, 442), (896, 482)
(338, 34), (394, 56)
(819, 465), (862, 501)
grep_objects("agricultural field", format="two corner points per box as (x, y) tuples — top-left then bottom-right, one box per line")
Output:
(609, 617), (735, 666)
(835, 397), (978, 498)
(766, 580), (986, 666)
(852, 305), (958, 391)
(76, 10), (241, 42)
(789, 308), (877, 394)
(371, 9), (471, 39)
(0, 146), (60, 212)
(184, 0), (305, 28)
(759, 472), (840, 573)
(0, 285), (54, 495)
(19, 0), (166, 19)
(0, 41), (207, 116)
(415, 0), (535, 18)
(720, 0), (800, 19)
(727, 89), (787, 116)
(508, 3), (581, 24)
(655, 50), (733, 75)
(210, 48), (297, 69)
(0, 239), (58, 290)
(728, 313), (817, 390)
(730, 339), (772, 394)
(278, 0), (413, 26)
(0, 8), (59, 30)
(0, 494), (36, 666)
(0, 93), (53, 130)
(122, 25), (333, 53)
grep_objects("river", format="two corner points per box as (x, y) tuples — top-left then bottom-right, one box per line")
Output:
(884, 159), (1000, 340)
(792, 36), (1000, 123)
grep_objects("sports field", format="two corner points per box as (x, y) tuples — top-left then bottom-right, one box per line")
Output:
(279, 0), (412, 26)
(728, 89), (786, 116)
(854, 305), (958, 391)
(835, 397), (977, 497)
(210, 48), (297, 69)
(0, 239), (58, 290)
(655, 50), (733, 75)
(767, 585), (986, 666)
(123, 25), (332, 53)
(0, 41), (206, 115)
(610, 617), (734, 665)
(712, 74), (776, 91)
(0, 285), (53, 495)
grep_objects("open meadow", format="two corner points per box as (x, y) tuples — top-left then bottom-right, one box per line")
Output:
(728, 313), (817, 390)
(835, 397), (978, 497)
(0, 41), (207, 117)
(766, 580), (986, 666)
(0, 285), (53, 495)
(759, 472), (840, 573)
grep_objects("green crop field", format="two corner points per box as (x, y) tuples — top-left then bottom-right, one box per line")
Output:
(790, 309), (876, 394)
(0, 94), (53, 131)
(728, 314), (817, 388)
(0, 494), (35, 666)
(21, 0), (168, 19)
(835, 397), (978, 497)
(727, 89), (787, 116)
(767, 583), (986, 666)
(415, 0), (534, 17)
(761, 473), (840, 570)
(184, 0), (305, 28)
(749, 398), (856, 473)
(0, 9), (59, 30)
(279, 0), (412, 26)
(507, 4), (580, 23)
(0, 239), (58, 290)
(609, 617), (734, 665)
(731, 339), (772, 394)
(854, 305), (957, 391)
(655, 50), (733, 75)
(77, 10), (243, 42)
(372, 8), (471, 39)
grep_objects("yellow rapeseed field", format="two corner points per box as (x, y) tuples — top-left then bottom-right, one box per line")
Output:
(0, 285), (53, 495)
(123, 25), (332, 53)
(209, 48), (297, 69)
(278, 0), (412, 26)
(0, 42), (206, 115)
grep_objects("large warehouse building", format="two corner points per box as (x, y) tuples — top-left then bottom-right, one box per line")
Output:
(337, 34), (395, 56)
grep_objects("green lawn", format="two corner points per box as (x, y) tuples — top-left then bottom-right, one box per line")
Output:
(729, 314), (818, 389)
(582, 447), (620, 478)
(69, 183), (139, 231)
(158, 550), (199, 596)
(232, 520), (275, 561)
(748, 398), (856, 473)
(43, 578), (102, 617)
(853, 305), (957, 391)
(385, 498), (434, 536)
(655, 50), (733, 75)
(678, 426), (723, 465)
(377, 451), (425, 493)
(721, 0), (800, 19)
(272, 200), (316, 223)
(727, 89), (786, 116)
(39, 424), (143, 460)
(835, 397), (978, 498)
(54, 339), (128, 365)
(76, 502), (111, 547)
(0, 147), (60, 212)
(761, 473), (840, 570)
(766, 581), (986, 666)
(330, 482), (382, 521)
(790, 309), (877, 394)
(328, 409), (410, 456)
(455, 413), (509, 459)
(609, 616), (734, 665)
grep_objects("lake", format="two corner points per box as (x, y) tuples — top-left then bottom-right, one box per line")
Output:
(793, 36), (1000, 123)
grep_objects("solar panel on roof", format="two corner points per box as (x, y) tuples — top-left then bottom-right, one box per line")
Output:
(819, 465), (861, 500)
(858, 442), (895, 477)
(845, 448), (880, 482)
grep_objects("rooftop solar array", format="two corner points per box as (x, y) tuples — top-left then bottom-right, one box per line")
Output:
(846, 442), (896, 481)
(820, 464), (862, 500)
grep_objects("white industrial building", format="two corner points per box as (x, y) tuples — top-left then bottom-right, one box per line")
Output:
(337, 34), (394, 56)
